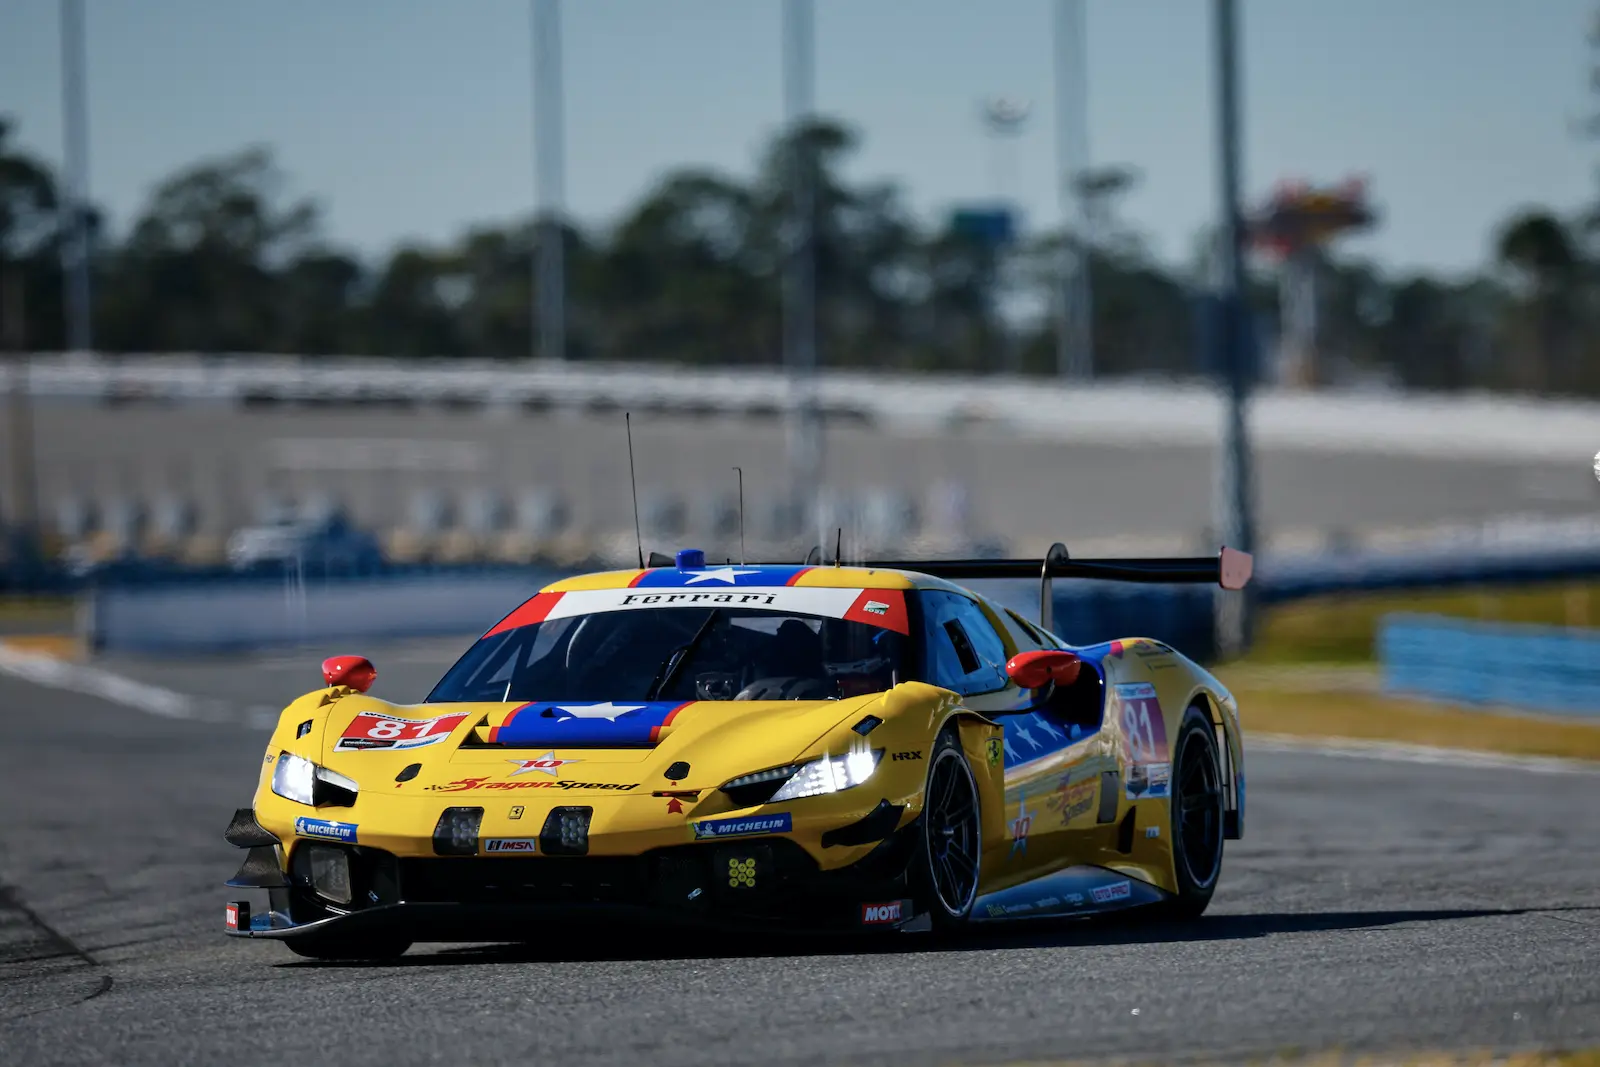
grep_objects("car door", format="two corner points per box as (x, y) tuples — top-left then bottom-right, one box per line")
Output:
(917, 591), (1083, 888)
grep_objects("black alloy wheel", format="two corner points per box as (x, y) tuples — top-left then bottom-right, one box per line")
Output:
(1163, 704), (1226, 919)
(917, 727), (982, 928)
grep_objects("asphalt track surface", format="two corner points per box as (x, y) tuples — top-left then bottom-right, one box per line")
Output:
(2, 651), (1598, 1066)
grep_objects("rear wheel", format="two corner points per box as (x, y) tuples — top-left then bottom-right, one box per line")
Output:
(283, 933), (413, 961)
(913, 727), (982, 931)
(1160, 705), (1226, 920)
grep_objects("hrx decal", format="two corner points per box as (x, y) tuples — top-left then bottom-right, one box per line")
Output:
(891, 750), (923, 761)
(692, 813), (792, 839)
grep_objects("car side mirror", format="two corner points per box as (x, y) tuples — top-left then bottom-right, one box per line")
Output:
(322, 655), (376, 693)
(1005, 649), (1080, 690)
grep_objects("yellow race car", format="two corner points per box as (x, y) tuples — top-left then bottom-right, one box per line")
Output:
(222, 545), (1253, 959)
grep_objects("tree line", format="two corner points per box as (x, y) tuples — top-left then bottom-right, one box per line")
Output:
(1, 112), (1594, 395)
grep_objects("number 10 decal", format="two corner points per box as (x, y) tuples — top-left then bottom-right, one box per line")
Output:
(335, 711), (470, 751)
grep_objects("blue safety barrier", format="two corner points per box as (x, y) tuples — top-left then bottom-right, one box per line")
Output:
(1378, 613), (1600, 717)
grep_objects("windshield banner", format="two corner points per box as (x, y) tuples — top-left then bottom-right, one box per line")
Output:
(487, 587), (909, 637)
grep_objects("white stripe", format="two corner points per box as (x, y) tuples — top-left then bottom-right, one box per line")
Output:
(543, 586), (868, 621)
(1249, 732), (1600, 776)
(0, 641), (277, 726)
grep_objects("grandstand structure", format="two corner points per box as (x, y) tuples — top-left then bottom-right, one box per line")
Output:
(4, 355), (1599, 573)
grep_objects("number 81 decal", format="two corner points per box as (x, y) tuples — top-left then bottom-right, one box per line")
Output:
(1115, 682), (1172, 800)
(335, 711), (470, 751)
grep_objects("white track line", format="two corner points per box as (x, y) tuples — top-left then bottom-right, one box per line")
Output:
(1249, 733), (1600, 776)
(0, 642), (279, 727)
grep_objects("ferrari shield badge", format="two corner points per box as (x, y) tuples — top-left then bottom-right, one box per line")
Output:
(986, 737), (1003, 768)
(1115, 682), (1171, 800)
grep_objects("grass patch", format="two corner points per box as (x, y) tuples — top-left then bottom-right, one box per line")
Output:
(0, 595), (75, 633)
(1249, 580), (1600, 665)
(1212, 669), (1600, 762)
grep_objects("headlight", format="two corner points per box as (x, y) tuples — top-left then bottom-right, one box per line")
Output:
(768, 748), (883, 802)
(271, 752), (359, 807)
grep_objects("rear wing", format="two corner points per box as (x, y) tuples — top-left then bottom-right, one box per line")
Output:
(861, 544), (1253, 632)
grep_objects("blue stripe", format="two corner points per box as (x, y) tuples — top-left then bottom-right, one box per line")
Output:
(494, 701), (687, 746)
(631, 565), (810, 588)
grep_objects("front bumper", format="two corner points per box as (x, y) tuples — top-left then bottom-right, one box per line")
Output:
(223, 814), (927, 941)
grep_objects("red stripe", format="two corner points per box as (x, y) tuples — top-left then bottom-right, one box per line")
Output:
(648, 701), (693, 742)
(784, 567), (814, 586)
(627, 570), (651, 587)
(484, 592), (564, 637)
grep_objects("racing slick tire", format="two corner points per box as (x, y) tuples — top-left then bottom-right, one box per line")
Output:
(1158, 704), (1226, 921)
(912, 725), (982, 932)
(283, 933), (413, 961)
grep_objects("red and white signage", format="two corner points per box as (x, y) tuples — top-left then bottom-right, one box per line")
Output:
(861, 900), (906, 925)
(334, 711), (470, 752)
(225, 903), (239, 930)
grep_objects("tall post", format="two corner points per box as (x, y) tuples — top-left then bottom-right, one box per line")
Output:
(4, 272), (40, 577)
(531, 0), (566, 361)
(59, 0), (93, 353)
(1053, 0), (1092, 379)
(782, 0), (822, 553)
(1211, 0), (1257, 657)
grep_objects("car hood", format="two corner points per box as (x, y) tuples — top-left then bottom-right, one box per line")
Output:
(305, 687), (936, 798)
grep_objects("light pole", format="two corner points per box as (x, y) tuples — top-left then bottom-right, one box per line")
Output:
(980, 97), (1029, 375)
(59, 0), (92, 354)
(1052, 0), (1092, 379)
(782, 0), (822, 554)
(531, 0), (566, 361)
(1210, 0), (1257, 657)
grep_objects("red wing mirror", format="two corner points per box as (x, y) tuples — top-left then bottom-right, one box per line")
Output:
(1006, 649), (1081, 690)
(322, 655), (376, 693)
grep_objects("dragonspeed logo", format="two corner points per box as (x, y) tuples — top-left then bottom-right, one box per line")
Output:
(294, 817), (358, 843)
(691, 813), (792, 839)
(861, 901), (906, 925)
(1091, 880), (1132, 904)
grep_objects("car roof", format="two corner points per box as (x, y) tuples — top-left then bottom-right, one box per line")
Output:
(541, 563), (976, 596)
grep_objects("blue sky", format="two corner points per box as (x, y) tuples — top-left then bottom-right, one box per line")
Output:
(2, 0), (1595, 276)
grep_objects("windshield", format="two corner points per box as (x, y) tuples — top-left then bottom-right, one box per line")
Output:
(426, 606), (909, 703)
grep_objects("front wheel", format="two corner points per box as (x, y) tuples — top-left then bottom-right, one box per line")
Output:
(1159, 704), (1226, 920)
(912, 726), (983, 931)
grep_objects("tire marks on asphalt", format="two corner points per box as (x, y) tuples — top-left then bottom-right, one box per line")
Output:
(0, 882), (111, 1022)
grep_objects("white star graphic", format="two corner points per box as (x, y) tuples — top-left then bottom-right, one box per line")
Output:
(682, 567), (760, 585)
(1037, 719), (1065, 741)
(1003, 738), (1018, 760)
(507, 752), (580, 776)
(1014, 724), (1040, 749)
(552, 702), (646, 722)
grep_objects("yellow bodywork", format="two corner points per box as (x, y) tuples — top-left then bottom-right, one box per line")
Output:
(249, 563), (1242, 907)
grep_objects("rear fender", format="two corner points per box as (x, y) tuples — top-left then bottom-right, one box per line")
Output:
(1185, 686), (1243, 840)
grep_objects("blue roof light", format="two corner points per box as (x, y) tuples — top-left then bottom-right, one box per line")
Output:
(675, 548), (706, 571)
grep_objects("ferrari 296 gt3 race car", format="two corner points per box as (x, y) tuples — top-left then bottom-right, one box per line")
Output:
(222, 544), (1253, 959)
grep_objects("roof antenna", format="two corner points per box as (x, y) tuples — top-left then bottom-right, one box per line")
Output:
(732, 466), (746, 565)
(834, 526), (842, 567)
(626, 412), (644, 569)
